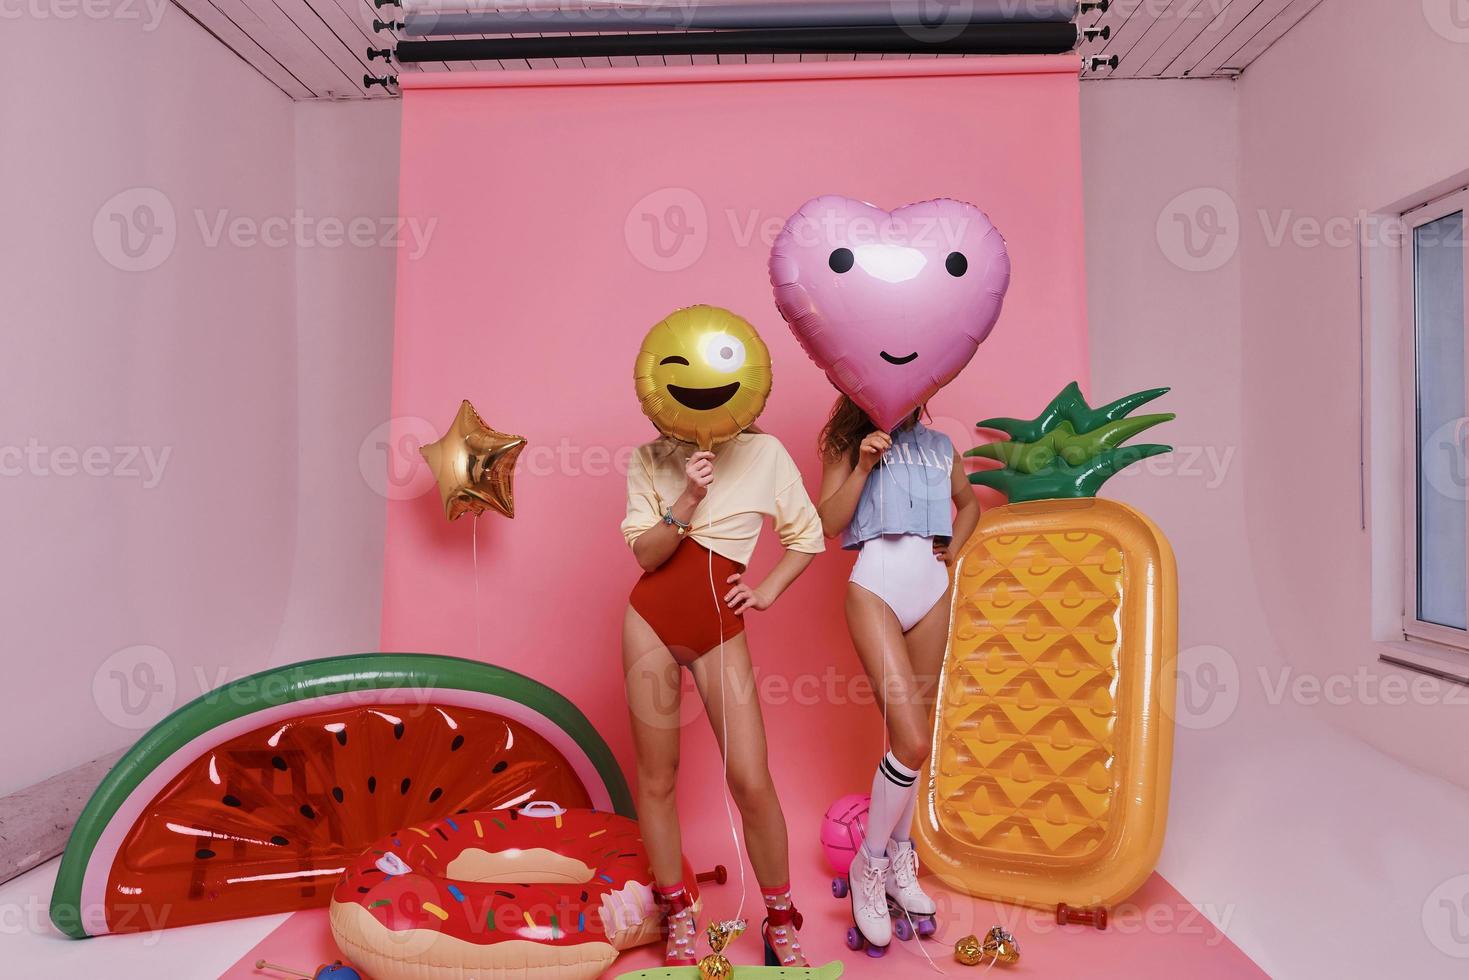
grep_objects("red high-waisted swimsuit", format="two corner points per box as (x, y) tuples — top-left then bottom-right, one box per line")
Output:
(630, 537), (745, 666)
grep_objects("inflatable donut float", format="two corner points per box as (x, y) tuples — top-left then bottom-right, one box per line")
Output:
(51, 654), (633, 938)
(331, 804), (695, 980)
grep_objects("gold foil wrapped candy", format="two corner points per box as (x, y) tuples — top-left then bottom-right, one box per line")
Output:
(955, 933), (985, 965)
(955, 926), (1020, 967)
(698, 919), (746, 980)
(697, 954), (734, 980)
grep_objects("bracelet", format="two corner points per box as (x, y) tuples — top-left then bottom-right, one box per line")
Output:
(662, 509), (691, 533)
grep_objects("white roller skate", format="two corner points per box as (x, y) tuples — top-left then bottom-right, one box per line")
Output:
(834, 846), (892, 955)
(885, 838), (938, 940)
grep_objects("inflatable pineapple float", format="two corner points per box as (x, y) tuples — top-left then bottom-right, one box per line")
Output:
(914, 383), (1178, 912)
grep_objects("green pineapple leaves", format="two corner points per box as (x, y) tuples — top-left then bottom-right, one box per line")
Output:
(966, 382), (1174, 503)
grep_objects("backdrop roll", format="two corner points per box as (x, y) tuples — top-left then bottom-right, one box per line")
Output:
(382, 57), (1089, 891)
(404, 0), (1079, 35)
(400, 0), (1079, 24)
(394, 24), (1079, 63)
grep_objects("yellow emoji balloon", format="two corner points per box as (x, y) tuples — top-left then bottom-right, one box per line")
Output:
(634, 305), (772, 449)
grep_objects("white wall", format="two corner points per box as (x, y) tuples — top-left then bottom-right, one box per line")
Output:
(272, 101), (402, 664)
(1236, 0), (1469, 784)
(0, 18), (403, 795)
(0, 6), (297, 794)
(1081, 3), (1469, 971)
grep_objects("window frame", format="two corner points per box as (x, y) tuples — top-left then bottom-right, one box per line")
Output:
(1401, 187), (1469, 652)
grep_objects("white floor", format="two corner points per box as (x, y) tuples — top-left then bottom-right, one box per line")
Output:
(0, 860), (288, 979)
(1157, 659), (1469, 979)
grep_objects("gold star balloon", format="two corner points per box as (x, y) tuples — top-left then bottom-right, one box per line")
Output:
(419, 400), (525, 521)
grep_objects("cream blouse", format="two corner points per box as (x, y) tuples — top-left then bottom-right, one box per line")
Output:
(621, 432), (825, 566)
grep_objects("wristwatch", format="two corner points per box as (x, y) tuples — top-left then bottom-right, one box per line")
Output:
(662, 509), (691, 536)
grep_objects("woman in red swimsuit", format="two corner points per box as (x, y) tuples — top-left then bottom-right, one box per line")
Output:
(621, 430), (824, 968)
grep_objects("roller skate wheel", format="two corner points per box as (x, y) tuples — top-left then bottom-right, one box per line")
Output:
(893, 917), (914, 942)
(865, 940), (889, 958)
(916, 915), (938, 938)
(846, 926), (865, 952)
(832, 877), (849, 900)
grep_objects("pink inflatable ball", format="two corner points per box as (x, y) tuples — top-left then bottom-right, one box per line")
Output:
(821, 793), (871, 875)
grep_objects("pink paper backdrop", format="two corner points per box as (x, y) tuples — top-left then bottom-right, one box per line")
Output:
(382, 58), (1089, 911)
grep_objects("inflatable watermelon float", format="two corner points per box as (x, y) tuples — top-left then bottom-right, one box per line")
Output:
(50, 653), (633, 939)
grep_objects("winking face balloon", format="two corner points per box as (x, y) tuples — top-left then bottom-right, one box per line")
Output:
(634, 305), (772, 449)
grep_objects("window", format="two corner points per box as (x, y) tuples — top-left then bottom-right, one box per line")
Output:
(1404, 189), (1469, 650)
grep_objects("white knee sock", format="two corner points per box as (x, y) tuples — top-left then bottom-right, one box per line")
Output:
(892, 782), (918, 845)
(863, 752), (919, 859)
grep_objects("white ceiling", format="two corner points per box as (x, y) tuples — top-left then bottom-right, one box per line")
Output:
(1085, 0), (1326, 79)
(180, 0), (1328, 101)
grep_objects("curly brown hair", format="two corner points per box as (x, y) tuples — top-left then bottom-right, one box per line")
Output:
(818, 395), (922, 464)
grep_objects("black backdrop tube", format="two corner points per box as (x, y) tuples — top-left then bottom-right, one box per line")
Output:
(403, 1), (1079, 37)
(393, 23), (1079, 63)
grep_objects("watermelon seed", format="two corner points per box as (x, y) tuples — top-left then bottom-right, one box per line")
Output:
(332, 787), (345, 803)
(393, 722), (405, 739)
(300, 804), (316, 819)
(271, 756), (287, 771)
(196, 849), (215, 859)
(222, 795), (241, 808)
(270, 835), (289, 846)
(367, 776), (377, 794)
(357, 887), (371, 894)
(335, 730), (348, 747)
(451, 735), (464, 751)
(400, 778), (411, 795)
(492, 760), (508, 774)
(429, 788), (443, 803)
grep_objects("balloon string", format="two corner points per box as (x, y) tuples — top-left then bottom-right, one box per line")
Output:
(703, 452), (748, 926)
(473, 513), (482, 659)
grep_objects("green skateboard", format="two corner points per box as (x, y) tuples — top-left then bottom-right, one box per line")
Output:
(615, 961), (845, 980)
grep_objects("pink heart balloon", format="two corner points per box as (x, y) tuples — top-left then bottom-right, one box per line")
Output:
(769, 195), (1010, 432)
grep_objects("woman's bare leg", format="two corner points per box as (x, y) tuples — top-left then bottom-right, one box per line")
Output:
(891, 583), (952, 840)
(845, 584), (931, 769)
(623, 605), (687, 887)
(687, 633), (790, 889)
(903, 582), (953, 716)
(690, 634), (809, 966)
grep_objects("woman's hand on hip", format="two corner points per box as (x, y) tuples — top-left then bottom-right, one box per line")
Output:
(723, 572), (771, 614)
